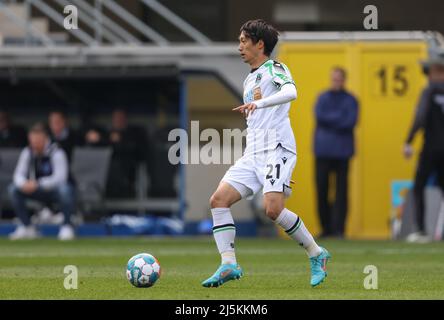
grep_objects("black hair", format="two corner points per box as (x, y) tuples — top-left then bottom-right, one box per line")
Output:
(49, 110), (67, 119)
(112, 107), (128, 114)
(240, 19), (279, 56)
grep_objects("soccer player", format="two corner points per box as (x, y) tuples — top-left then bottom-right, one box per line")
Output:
(202, 19), (331, 288)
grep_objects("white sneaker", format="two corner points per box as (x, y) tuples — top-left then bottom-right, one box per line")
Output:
(406, 232), (432, 243)
(58, 224), (75, 241)
(9, 225), (39, 240)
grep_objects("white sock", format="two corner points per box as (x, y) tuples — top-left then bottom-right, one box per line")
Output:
(211, 207), (237, 265)
(275, 208), (322, 257)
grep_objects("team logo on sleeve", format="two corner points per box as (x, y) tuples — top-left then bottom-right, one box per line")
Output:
(253, 87), (262, 100)
(255, 73), (262, 84)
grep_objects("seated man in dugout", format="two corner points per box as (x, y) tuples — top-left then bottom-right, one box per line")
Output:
(8, 123), (76, 241)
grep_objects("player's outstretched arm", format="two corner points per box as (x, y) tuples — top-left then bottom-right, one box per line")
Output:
(255, 83), (297, 109)
(233, 84), (297, 116)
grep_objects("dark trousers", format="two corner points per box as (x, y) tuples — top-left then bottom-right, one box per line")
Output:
(412, 149), (444, 233)
(8, 183), (76, 226)
(315, 158), (349, 237)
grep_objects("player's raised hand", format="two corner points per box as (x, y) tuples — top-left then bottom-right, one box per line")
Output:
(232, 103), (257, 117)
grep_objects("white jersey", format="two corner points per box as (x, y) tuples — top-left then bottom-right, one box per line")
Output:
(242, 59), (297, 155)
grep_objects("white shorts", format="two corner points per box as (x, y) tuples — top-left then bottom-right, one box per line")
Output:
(221, 145), (297, 199)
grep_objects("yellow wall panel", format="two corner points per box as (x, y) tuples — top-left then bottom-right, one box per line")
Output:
(357, 42), (427, 238)
(277, 40), (428, 239)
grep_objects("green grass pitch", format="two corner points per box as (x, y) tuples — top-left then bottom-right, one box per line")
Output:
(0, 237), (443, 299)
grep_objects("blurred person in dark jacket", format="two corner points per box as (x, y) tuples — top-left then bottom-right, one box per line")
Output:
(106, 108), (148, 198)
(48, 110), (80, 161)
(147, 103), (178, 199)
(83, 125), (109, 147)
(313, 67), (359, 238)
(403, 55), (444, 243)
(0, 110), (27, 148)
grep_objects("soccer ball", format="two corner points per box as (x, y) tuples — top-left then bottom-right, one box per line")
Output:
(126, 253), (161, 288)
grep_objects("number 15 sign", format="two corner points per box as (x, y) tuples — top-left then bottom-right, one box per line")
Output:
(370, 63), (417, 99)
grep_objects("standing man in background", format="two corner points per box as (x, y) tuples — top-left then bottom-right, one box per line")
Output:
(313, 67), (359, 238)
(403, 55), (444, 243)
(106, 108), (148, 199)
(48, 110), (79, 161)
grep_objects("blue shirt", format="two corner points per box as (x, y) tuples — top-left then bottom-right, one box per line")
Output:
(314, 90), (359, 159)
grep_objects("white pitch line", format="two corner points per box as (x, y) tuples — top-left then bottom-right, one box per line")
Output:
(0, 247), (443, 258)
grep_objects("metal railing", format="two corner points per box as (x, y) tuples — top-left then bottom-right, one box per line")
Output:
(0, 0), (212, 46)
